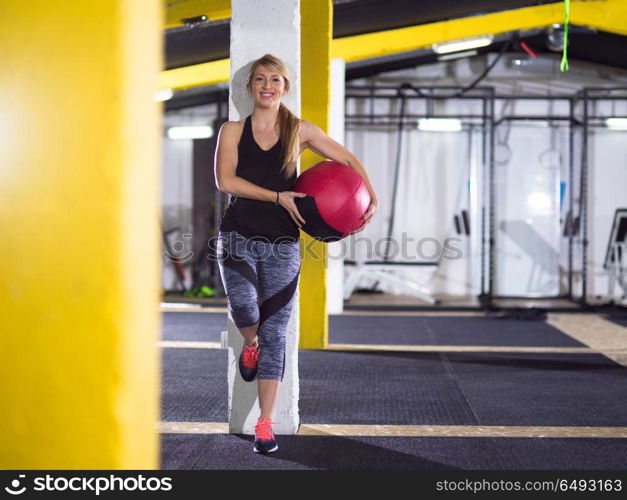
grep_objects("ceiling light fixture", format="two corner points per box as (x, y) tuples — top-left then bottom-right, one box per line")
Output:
(182, 15), (208, 28)
(605, 118), (627, 131)
(154, 89), (174, 102)
(167, 126), (213, 140)
(438, 49), (478, 62)
(432, 35), (494, 55)
(418, 118), (463, 132)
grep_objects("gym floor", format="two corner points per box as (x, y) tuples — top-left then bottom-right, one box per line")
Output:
(158, 297), (627, 470)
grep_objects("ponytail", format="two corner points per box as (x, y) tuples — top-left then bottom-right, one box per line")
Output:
(277, 102), (301, 179)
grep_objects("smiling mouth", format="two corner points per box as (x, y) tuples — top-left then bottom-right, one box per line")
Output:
(260, 93), (275, 98)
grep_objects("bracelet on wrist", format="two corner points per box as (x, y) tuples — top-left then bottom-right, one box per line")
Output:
(275, 191), (279, 205)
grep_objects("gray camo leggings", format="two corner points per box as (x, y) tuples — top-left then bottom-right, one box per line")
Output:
(216, 231), (301, 381)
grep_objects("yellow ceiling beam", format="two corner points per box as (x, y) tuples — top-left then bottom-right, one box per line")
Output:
(164, 0), (230, 29)
(571, 0), (627, 37)
(158, 58), (230, 90)
(159, 0), (627, 91)
(332, 3), (563, 62)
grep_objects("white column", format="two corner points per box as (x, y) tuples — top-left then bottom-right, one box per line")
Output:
(227, 0), (301, 435)
(327, 58), (345, 314)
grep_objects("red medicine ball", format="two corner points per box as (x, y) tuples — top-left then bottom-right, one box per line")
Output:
(293, 160), (371, 242)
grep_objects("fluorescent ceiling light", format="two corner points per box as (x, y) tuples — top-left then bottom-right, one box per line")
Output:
(433, 35), (494, 55)
(605, 118), (627, 130)
(418, 118), (462, 132)
(167, 125), (213, 140)
(438, 50), (478, 61)
(154, 88), (174, 102)
(527, 192), (553, 211)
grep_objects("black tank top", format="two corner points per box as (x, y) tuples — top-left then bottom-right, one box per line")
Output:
(219, 114), (300, 243)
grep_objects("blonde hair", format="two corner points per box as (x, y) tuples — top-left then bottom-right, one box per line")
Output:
(246, 54), (300, 178)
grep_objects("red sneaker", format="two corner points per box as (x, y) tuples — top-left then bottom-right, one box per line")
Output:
(238, 344), (259, 382)
(254, 418), (278, 454)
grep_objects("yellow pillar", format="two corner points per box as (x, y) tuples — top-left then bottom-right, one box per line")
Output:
(0, 1), (162, 468)
(299, 0), (332, 349)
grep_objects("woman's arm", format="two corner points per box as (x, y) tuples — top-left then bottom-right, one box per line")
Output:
(301, 120), (379, 232)
(214, 122), (306, 227)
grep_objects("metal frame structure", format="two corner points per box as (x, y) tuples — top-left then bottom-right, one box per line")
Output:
(344, 84), (626, 309)
(492, 95), (578, 302)
(167, 85), (627, 309)
(345, 84), (495, 303)
(578, 88), (627, 306)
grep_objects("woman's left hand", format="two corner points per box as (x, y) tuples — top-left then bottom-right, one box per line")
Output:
(350, 197), (378, 235)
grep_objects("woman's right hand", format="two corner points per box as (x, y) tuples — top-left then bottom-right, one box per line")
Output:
(277, 191), (307, 228)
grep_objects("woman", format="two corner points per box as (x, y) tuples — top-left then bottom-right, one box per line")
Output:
(214, 53), (378, 454)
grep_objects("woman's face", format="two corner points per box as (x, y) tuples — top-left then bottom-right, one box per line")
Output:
(251, 65), (287, 108)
